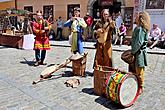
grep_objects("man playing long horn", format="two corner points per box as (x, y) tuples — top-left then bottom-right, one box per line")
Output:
(32, 10), (52, 66)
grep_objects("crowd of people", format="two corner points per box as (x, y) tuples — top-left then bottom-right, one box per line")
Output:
(11, 8), (165, 50)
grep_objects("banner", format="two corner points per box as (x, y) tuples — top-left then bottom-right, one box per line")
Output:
(23, 34), (35, 50)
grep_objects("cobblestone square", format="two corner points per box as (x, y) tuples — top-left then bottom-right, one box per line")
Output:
(0, 41), (165, 110)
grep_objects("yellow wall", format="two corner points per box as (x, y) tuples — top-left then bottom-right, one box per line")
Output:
(0, 1), (15, 10)
(17, 0), (88, 38)
(17, 0), (88, 20)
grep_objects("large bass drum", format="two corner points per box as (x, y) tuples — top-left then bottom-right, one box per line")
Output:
(106, 71), (139, 107)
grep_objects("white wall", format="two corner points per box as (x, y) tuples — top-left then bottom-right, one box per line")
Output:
(150, 14), (165, 32)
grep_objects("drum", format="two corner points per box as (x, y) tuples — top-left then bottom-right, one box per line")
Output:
(106, 71), (139, 107)
(94, 66), (117, 96)
(121, 50), (135, 64)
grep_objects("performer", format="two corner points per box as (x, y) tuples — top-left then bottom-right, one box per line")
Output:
(130, 11), (150, 95)
(93, 9), (115, 68)
(32, 10), (52, 66)
(64, 7), (87, 55)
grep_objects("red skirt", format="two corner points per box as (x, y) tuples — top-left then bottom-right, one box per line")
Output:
(34, 36), (50, 50)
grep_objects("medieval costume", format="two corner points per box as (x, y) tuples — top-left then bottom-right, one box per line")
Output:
(129, 11), (150, 95)
(93, 9), (115, 68)
(64, 8), (87, 54)
(32, 11), (51, 66)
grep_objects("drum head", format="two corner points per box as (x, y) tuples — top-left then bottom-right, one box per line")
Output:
(119, 74), (138, 107)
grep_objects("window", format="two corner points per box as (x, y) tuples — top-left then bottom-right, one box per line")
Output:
(67, 4), (80, 19)
(146, 0), (165, 9)
(24, 6), (33, 21)
(24, 6), (33, 12)
(43, 5), (54, 22)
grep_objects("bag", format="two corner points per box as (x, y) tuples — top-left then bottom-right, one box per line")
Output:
(121, 50), (135, 64)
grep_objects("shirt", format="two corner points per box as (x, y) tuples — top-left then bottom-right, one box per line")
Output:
(57, 19), (63, 28)
(115, 15), (123, 28)
(149, 27), (161, 39)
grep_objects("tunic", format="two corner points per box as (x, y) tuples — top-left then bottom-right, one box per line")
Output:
(93, 20), (115, 67)
(33, 20), (51, 50)
(64, 17), (87, 54)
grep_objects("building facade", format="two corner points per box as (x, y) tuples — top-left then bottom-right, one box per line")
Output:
(137, 0), (165, 32)
(16, 0), (89, 37)
(2, 0), (165, 38)
(0, 0), (15, 10)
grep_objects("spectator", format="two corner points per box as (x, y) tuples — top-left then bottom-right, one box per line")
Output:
(149, 32), (165, 49)
(148, 24), (161, 46)
(93, 11), (101, 27)
(93, 11), (101, 39)
(15, 18), (23, 31)
(84, 12), (93, 39)
(56, 16), (63, 40)
(115, 11), (123, 35)
(114, 22), (126, 46)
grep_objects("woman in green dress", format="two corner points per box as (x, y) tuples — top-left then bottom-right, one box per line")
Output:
(130, 11), (150, 95)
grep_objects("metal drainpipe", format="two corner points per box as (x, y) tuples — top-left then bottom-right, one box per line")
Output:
(15, 0), (17, 9)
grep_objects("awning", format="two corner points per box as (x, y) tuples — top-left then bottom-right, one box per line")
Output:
(0, 9), (35, 16)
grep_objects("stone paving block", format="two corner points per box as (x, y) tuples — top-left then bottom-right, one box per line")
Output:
(0, 45), (165, 110)
(18, 100), (46, 110)
(51, 105), (69, 110)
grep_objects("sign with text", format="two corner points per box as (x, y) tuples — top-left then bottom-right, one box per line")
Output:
(99, 0), (113, 6)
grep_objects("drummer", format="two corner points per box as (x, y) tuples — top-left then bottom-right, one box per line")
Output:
(130, 11), (150, 95)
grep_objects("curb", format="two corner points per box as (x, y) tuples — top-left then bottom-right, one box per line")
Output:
(50, 43), (165, 55)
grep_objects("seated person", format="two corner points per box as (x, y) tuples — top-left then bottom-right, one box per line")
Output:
(149, 32), (165, 49)
(114, 23), (126, 46)
(148, 24), (161, 46)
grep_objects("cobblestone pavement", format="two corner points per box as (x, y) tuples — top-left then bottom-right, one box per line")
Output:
(0, 44), (165, 110)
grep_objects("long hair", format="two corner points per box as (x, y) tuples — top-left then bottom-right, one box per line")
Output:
(139, 11), (150, 32)
(100, 9), (110, 23)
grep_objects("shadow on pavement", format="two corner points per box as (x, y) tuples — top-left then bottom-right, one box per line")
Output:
(95, 97), (124, 109)
(20, 58), (35, 66)
(0, 46), (11, 49)
(82, 88), (124, 109)
(85, 71), (93, 77)
(63, 65), (93, 77)
(62, 70), (73, 77)
(32, 74), (64, 85)
(82, 88), (95, 95)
